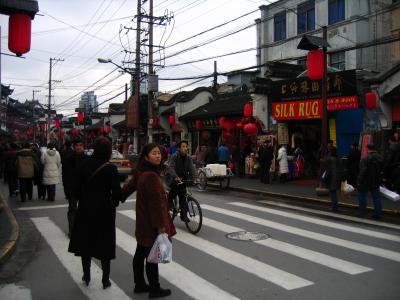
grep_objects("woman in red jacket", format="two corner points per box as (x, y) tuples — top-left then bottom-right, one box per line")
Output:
(123, 143), (174, 299)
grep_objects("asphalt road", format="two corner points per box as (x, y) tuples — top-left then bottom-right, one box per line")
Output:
(0, 183), (399, 300)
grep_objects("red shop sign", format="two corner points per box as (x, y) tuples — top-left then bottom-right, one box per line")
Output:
(272, 99), (322, 120)
(327, 96), (358, 111)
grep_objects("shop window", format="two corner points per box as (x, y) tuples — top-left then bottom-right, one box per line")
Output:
(274, 12), (286, 41)
(328, 0), (345, 24)
(330, 52), (345, 70)
(298, 0), (315, 34)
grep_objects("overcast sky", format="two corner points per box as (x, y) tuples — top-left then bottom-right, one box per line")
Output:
(1, 0), (275, 116)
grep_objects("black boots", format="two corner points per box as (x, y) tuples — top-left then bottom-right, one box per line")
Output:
(148, 287), (171, 299)
(134, 283), (150, 293)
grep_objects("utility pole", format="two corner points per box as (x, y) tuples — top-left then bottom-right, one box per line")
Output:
(213, 61), (218, 91)
(147, 0), (154, 144)
(134, 0), (142, 153)
(32, 89), (40, 143)
(47, 57), (63, 144)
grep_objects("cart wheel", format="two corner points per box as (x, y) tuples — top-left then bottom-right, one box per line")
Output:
(197, 171), (207, 191)
(219, 177), (230, 189)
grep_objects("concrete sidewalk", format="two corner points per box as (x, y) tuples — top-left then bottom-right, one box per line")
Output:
(0, 192), (19, 266)
(225, 176), (400, 216)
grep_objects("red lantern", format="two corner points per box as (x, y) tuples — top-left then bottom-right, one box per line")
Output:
(77, 112), (84, 123)
(365, 92), (377, 110)
(224, 120), (234, 131)
(55, 119), (60, 129)
(152, 117), (159, 129)
(100, 127), (104, 134)
(195, 119), (202, 130)
(219, 117), (226, 128)
(243, 123), (258, 136)
(169, 115), (175, 126)
(236, 122), (243, 129)
(243, 103), (253, 117)
(107, 125), (111, 133)
(8, 14), (31, 57)
(307, 49), (324, 80)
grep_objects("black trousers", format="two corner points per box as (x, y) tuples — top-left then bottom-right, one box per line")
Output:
(132, 244), (159, 289)
(19, 178), (33, 201)
(67, 196), (78, 235)
(45, 185), (56, 201)
(7, 174), (18, 196)
(168, 182), (187, 216)
(259, 163), (271, 184)
(37, 183), (46, 199)
(81, 256), (110, 282)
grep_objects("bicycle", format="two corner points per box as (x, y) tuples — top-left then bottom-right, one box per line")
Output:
(168, 180), (203, 234)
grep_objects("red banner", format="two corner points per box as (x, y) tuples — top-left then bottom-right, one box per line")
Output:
(273, 99), (322, 120)
(273, 96), (359, 120)
(327, 96), (358, 111)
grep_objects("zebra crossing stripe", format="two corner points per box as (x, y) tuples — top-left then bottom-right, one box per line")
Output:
(115, 228), (240, 300)
(202, 217), (372, 275)
(258, 200), (400, 230)
(17, 204), (68, 211)
(229, 202), (400, 242)
(118, 210), (314, 290)
(201, 204), (400, 263)
(30, 217), (131, 300)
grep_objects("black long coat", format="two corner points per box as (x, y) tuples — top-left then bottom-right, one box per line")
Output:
(68, 158), (122, 260)
(357, 151), (383, 193)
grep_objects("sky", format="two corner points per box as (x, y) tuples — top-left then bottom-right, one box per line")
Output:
(1, 0), (276, 116)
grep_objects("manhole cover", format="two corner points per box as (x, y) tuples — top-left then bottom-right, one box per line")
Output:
(226, 231), (270, 241)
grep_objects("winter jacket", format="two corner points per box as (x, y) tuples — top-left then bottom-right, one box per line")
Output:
(217, 145), (230, 163)
(4, 149), (18, 178)
(16, 149), (37, 179)
(62, 151), (87, 198)
(168, 151), (196, 183)
(68, 158), (122, 260)
(321, 153), (340, 191)
(277, 146), (289, 174)
(123, 161), (172, 247)
(41, 148), (61, 185)
(357, 151), (383, 192)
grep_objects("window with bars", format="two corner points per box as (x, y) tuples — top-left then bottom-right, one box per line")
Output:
(298, 0), (315, 34)
(274, 11), (286, 41)
(328, 0), (345, 24)
(330, 52), (345, 70)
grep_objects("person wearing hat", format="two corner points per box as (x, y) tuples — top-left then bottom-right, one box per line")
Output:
(357, 144), (383, 218)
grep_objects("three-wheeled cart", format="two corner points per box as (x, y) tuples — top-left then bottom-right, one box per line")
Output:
(196, 164), (233, 191)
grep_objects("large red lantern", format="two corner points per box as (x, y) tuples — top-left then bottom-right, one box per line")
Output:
(55, 119), (60, 129)
(169, 115), (175, 126)
(219, 117), (227, 128)
(8, 14), (31, 57)
(243, 103), (253, 117)
(224, 120), (234, 131)
(77, 112), (84, 123)
(365, 92), (377, 110)
(307, 49), (324, 80)
(243, 123), (258, 136)
(195, 119), (202, 130)
(152, 117), (159, 129)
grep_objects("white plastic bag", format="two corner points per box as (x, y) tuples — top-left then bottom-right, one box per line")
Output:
(343, 182), (355, 194)
(379, 186), (400, 202)
(147, 233), (172, 264)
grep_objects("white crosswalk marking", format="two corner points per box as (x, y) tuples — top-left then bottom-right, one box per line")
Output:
(230, 202), (400, 242)
(0, 284), (33, 300)
(258, 200), (400, 230)
(201, 204), (400, 262)
(201, 217), (372, 275)
(118, 210), (314, 290)
(31, 217), (131, 300)
(115, 228), (240, 300)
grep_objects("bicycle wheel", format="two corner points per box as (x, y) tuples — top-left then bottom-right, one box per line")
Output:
(196, 171), (207, 191)
(219, 176), (230, 189)
(184, 197), (203, 234)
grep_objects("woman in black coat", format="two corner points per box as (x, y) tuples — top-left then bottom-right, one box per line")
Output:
(321, 147), (340, 212)
(68, 137), (123, 289)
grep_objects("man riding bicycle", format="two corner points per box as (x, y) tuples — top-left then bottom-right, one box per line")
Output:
(167, 141), (196, 222)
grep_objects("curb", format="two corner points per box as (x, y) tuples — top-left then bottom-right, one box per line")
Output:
(0, 192), (19, 266)
(209, 183), (400, 216)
